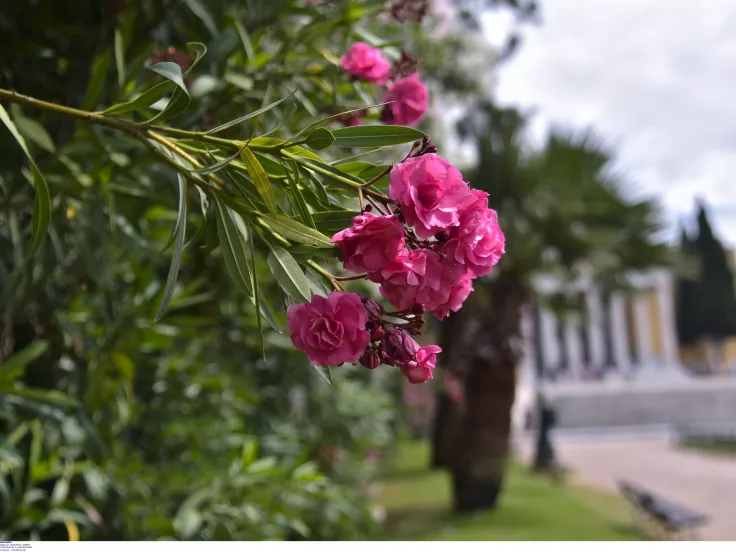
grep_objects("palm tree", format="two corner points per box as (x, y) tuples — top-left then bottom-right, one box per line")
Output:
(432, 102), (672, 512)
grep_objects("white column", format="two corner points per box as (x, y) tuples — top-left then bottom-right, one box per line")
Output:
(633, 293), (653, 367)
(656, 271), (679, 367)
(520, 307), (536, 383)
(610, 292), (631, 375)
(586, 288), (606, 369)
(564, 314), (583, 380)
(539, 308), (560, 374)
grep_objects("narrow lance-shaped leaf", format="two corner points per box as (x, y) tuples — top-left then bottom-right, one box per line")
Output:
(149, 62), (188, 94)
(241, 147), (277, 213)
(183, 0), (218, 36)
(0, 105), (52, 260)
(213, 197), (253, 294)
(154, 175), (188, 322)
(259, 214), (334, 248)
(248, 222), (265, 359)
(82, 50), (110, 110)
(313, 366), (333, 387)
(284, 162), (316, 229)
(267, 246), (311, 302)
(0, 341), (48, 387)
(101, 81), (174, 115)
(205, 90), (297, 135)
(228, 14), (255, 65)
(331, 125), (425, 148)
(10, 105), (55, 153)
(114, 27), (125, 88)
(190, 143), (247, 176)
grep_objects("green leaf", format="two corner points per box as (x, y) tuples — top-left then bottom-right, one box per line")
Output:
(214, 197), (253, 294)
(241, 147), (277, 213)
(267, 246), (311, 302)
(248, 224), (265, 359)
(185, 42), (208, 75)
(228, 14), (255, 65)
(114, 27), (125, 88)
(306, 127), (335, 151)
(82, 50), (110, 110)
(0, 105), (51, 259)
(8, 388), (78, 408)
(284, 163), (315, 229)
(145, 87), (191, 124)
(311, 210), (359, 234)
(313, 366), (333, 386)
(154, 175), (188, 322)
(305, 268), (331, 297)
(259, 214), (334, 248)
(183, 0), (218, 36)
(0, 341), (48, 386)
(10, 105), (55, 153)
(331, 125), (425, 148)
(191, 144), (247, 176)
(149, 62), (188, 94)
(205, 90), (297, 135)
(101, 81), (174, 115)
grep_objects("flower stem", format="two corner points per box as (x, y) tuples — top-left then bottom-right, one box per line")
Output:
(306, 260), (344, 291)
(335, 273), (367, 281)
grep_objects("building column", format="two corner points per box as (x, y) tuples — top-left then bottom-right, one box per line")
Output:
(586, 288), (606, 370)
(519, 307), (536, 385)
(656, 271), (679, 367)
(610, 292), (632, 375)
(564, 314), (583, 380)
(539, 308), (560, 376)
(633, 293), (653, 367)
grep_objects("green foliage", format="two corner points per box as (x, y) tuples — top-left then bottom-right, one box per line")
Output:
(0, 0), (414, 540)
(676, 204), (736, 344)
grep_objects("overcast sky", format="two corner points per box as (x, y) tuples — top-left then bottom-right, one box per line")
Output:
(482, 0), (736, 245)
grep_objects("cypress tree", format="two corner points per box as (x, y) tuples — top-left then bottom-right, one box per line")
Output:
(675, 225), (699, 345)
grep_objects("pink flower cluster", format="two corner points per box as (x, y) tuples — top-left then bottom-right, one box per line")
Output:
(286, 147), (504, 384)
(288, 292), (440, 384)
(334, 151), (505, 319)
(339, 43), (429, 127)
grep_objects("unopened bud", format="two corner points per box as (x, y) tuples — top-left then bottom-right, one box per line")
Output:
(360, 349), (380, 370)
(382, 329), (419, 365)
(361, 297), (385, 322)
(371, 326), (385, 341)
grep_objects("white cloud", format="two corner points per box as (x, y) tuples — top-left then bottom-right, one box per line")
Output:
(486, 0), (736, 245)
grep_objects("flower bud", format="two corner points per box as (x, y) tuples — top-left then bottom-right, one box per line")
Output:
(382, 328), (419, 366)
(361, 297), (385, 322)
(360, 349), (380, 370)
(371, 326), (385, 341)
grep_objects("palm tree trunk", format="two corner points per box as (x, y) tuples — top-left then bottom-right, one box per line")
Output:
(450, 278), (527, 513)
(430, 390), (456, 469)
(430, 302), (473, 470)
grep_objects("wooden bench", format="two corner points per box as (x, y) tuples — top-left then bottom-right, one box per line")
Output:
(618, 481), (708, 540)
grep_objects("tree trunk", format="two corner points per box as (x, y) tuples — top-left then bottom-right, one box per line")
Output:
(430, 301), (474, 470)
(450, 279), (527, 513)
(430, 391), (456, 469)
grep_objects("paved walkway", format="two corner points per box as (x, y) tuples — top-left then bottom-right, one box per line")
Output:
(520, 434), (736, 540)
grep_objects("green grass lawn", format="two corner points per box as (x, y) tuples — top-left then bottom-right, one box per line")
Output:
(375, 440), (645, 541)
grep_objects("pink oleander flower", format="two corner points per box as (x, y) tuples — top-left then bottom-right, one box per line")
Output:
(369, 249), (465, 314)
(381, 73), (429, 126)
(287, 292), (370, 366)
(389, 153), (470, 239)
(443, 190), (505, 277)
(429, 273), (473, 320)
(401, 345), (441, 384)
(332, 213), (405, 273)
(340, 43), (392, 85)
